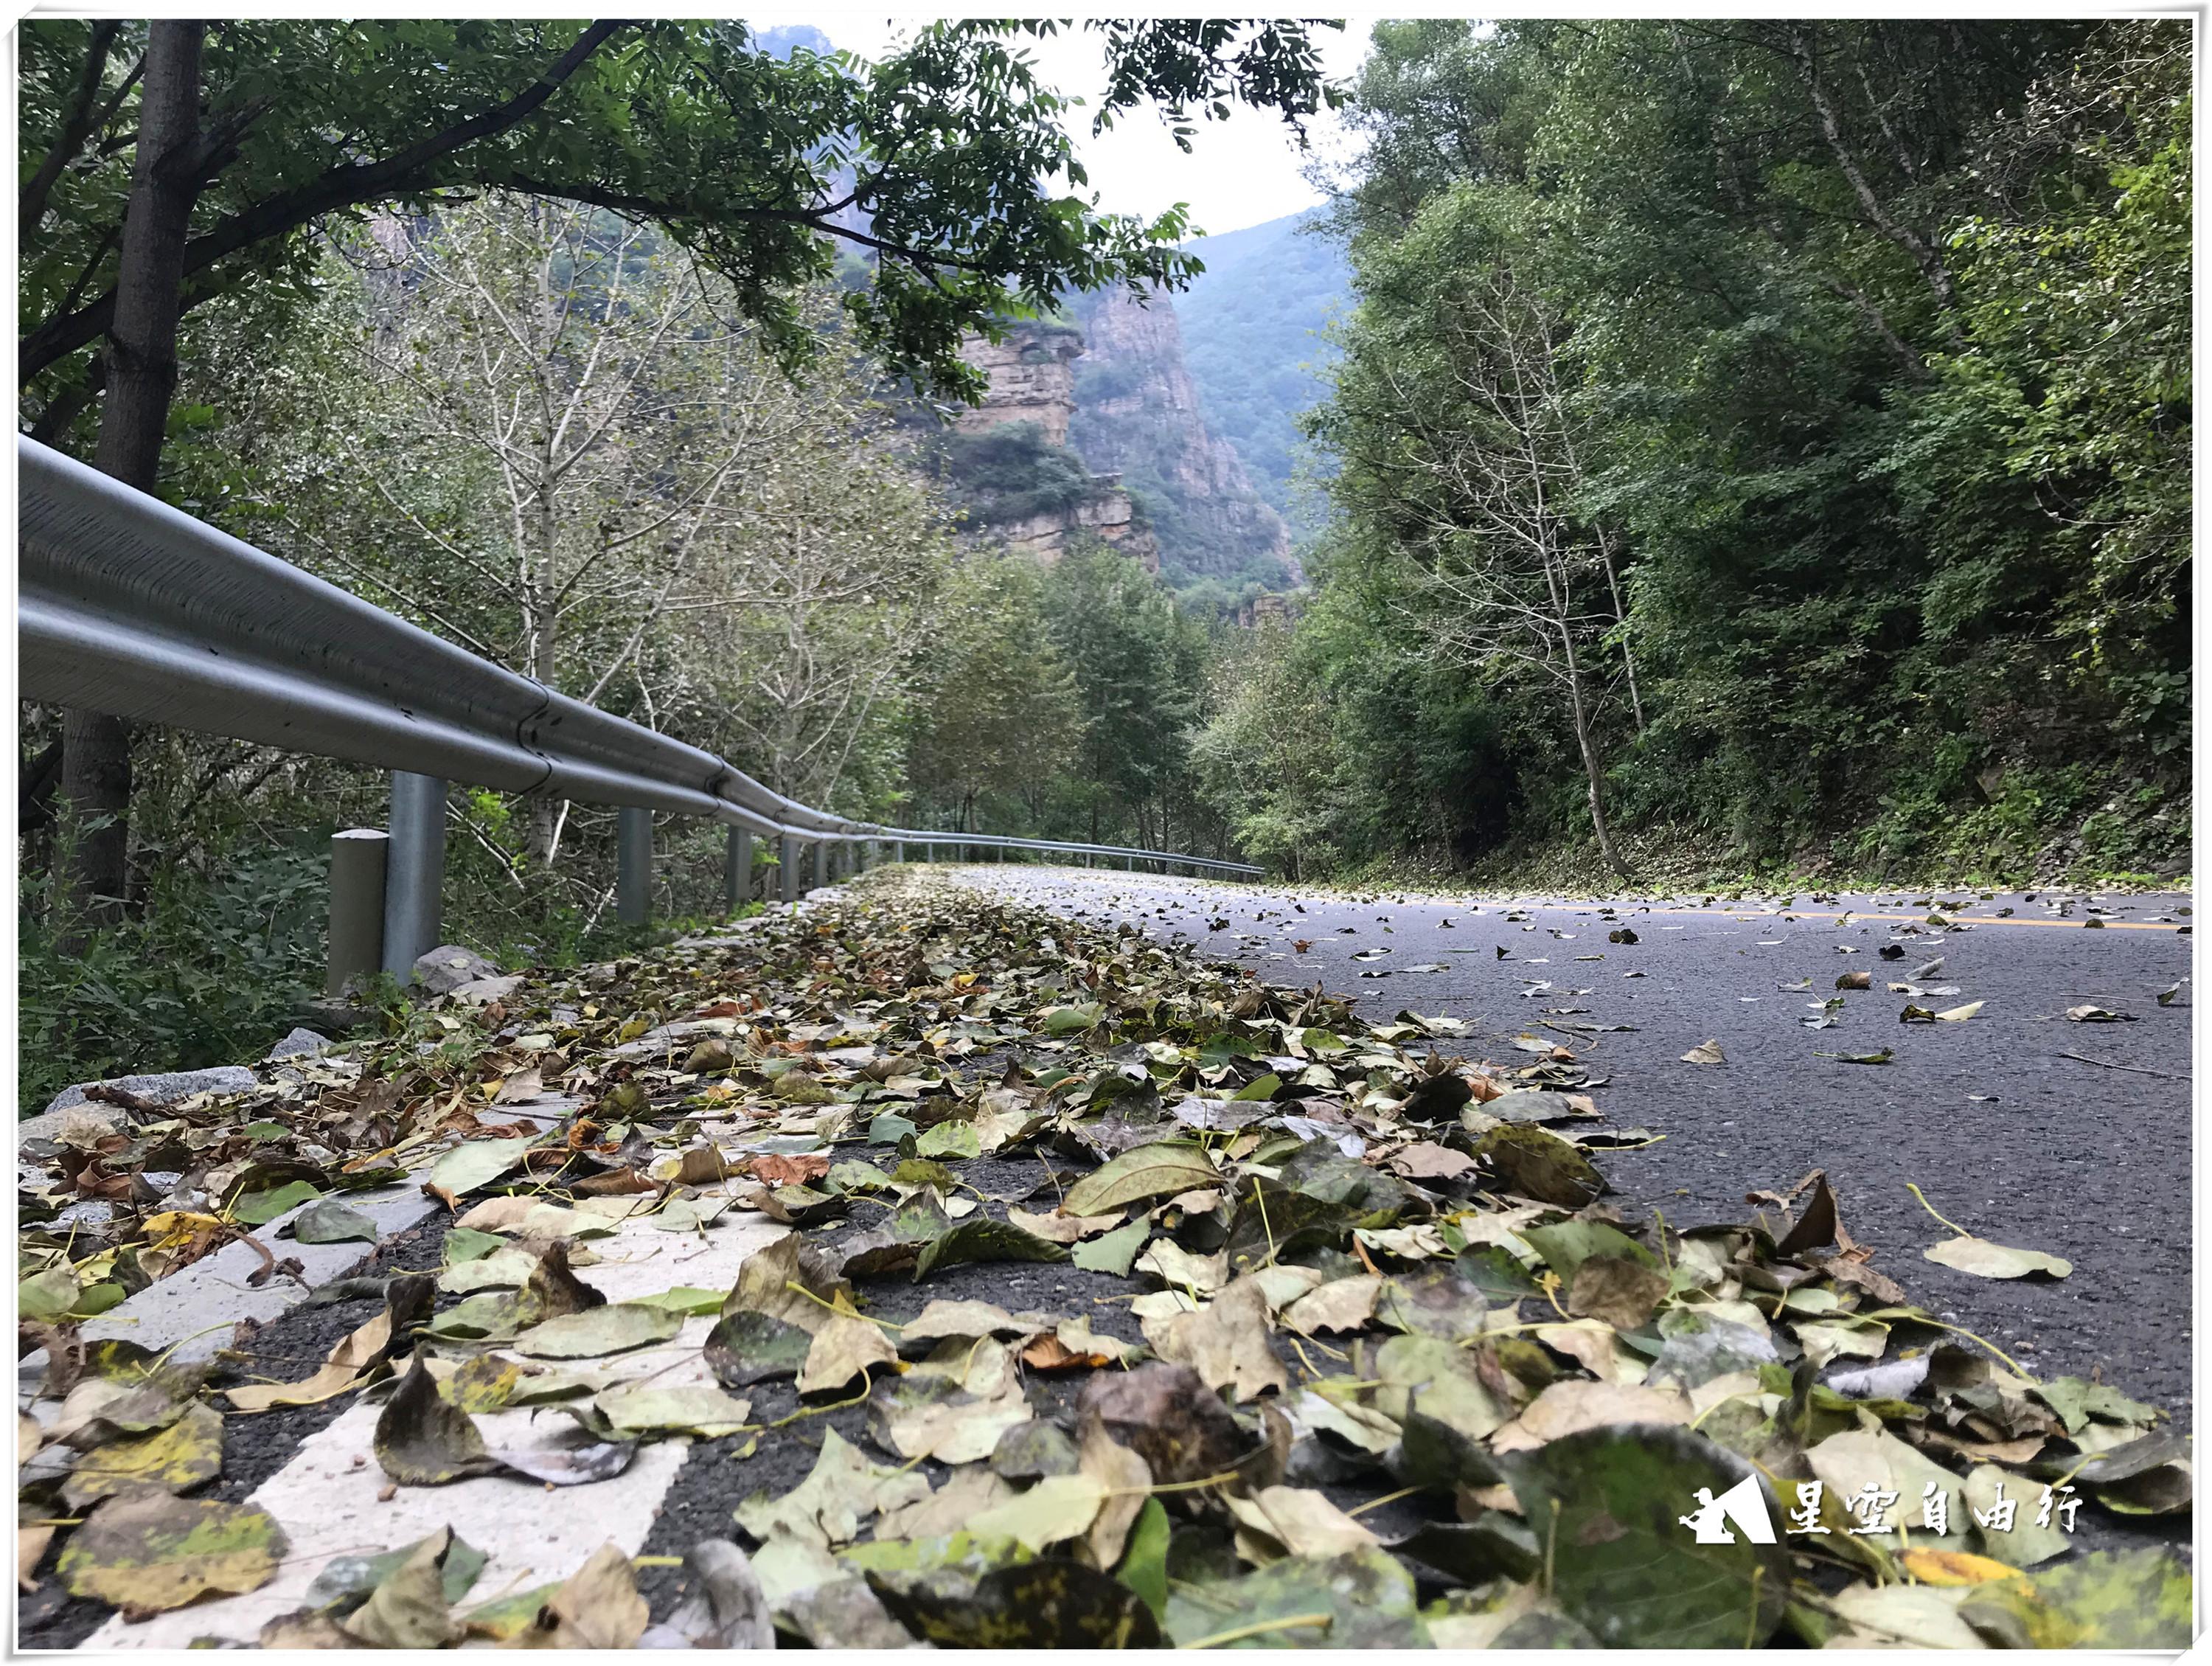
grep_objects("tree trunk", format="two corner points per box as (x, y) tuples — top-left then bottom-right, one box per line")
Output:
(1563, 653), (1632, 884)
(55, 21), (205, 945)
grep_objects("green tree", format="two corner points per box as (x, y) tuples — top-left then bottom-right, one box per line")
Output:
(1040, 542), (1209, 850)
(908, 555), (1085, 833)
(19, 16), (1337, 923)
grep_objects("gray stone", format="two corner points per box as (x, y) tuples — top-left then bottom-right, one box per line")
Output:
(29, 1066), (260, 1142)
(50, 1199), (114, 1234)
(448, 973), (525, 1007)
(264, 1027), (335, 1061)
(412, 944), (500, 993)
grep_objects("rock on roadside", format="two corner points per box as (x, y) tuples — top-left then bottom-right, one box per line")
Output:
(411, 944), (500, 993)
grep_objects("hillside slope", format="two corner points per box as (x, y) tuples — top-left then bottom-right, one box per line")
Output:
(1176, 209), (1349, 537)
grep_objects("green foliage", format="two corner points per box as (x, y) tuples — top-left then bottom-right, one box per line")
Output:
(1244, 17), (2191, 884)
(931, 425), (1100, 527)
(1034, 542), (1215, 852)
(18, 841), (329, 1114)
(20, 19), (1338, 432)
(908, 554), (1086, 832)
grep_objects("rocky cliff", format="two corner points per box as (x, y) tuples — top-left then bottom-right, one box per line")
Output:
(950, 323), (1084, 449)
(1066, 288), (1301, 589)
(938, 324), (1160, 573)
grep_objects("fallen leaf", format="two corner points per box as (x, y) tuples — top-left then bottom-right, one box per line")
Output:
(799, 1313), (900, 1394)
(1060, 1142), (1217, 1216)
(58, 1493), (287, 1618)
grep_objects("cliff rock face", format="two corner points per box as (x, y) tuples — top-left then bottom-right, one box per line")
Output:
(951, 324), (1082, 449)
(946, 324), (1159, 573)
(1068, 288), (1301, 589)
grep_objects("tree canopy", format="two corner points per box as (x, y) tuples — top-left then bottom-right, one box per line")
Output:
(19, 17), (1338, 431)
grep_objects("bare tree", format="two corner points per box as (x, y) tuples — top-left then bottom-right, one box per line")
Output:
(1382, 249), (1636, 880)
(324, 195), (799, 863)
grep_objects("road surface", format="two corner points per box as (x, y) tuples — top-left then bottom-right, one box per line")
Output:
(955, 867), (2195, 1418)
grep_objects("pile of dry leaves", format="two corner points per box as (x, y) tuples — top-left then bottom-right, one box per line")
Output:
(15, 874), (2191, 1648)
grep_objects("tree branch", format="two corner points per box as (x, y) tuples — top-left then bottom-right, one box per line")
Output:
(20, 21), (633, 381)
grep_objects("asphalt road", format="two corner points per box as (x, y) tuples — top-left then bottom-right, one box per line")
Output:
(953, 867), (2197, 1421)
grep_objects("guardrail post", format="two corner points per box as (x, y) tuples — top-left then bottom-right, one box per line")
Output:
(813, 840), (830, 890)
(327, 829), (388, 997)
(383, 772), (447, 980)
(779, 834), (799, 905)
(616, 806), (653, 926)
(726, 827), (753, 911)
(894, 840), (905, 864)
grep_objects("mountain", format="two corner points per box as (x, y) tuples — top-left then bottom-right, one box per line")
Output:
(1175, 209), (1349, 538)
(1065, 288), (1298, 591)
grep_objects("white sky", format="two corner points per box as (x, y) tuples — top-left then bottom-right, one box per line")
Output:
(747, 13), (1380, 238)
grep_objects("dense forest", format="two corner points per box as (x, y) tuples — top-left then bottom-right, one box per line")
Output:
(1206, 17), (2191, 884)
(14, 18), (2192, 1107)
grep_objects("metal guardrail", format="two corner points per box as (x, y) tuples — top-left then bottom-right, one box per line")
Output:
(17, 437), (1262, 986)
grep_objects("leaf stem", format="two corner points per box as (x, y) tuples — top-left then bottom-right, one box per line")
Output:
(1905, 1183), (1970, 1238)
(1178, 1611), (1332, 1649)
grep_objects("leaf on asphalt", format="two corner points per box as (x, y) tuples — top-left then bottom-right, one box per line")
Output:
(900, 1299), (1030, 1344)
(339, 1526), (466, 1647)
(1489, 1380), (1694, 1454)
(512, 1239), (608, 1328)
(874, 1465), (1018, 1542)
(636, 1539), (774, 1649)
(913, 1216), (1071, 1280)
(1566, 1254), (1670, 1330)
(374, 1355), (502, 1484)
(1161, 1545), (1426, 1648)
(57, 1493), (287, 1618)
(1518, 1219), (1657, 1288)
(722, 1232), (849, 1333)
(60, 1401), (224, 1508)
(1068, 1217), (1150, 1275)
(1376, 1266), (1489, 1339)
(990, 1418), (1079, 1482)
(591, 1383), (753, 1437)
(1226, 1485), (1385, 1561)
(2064, 1004), (2135, 1022)
(1504, 1423), (1789, 1646)
(1142, 1276), (1289, 1402)
(799, 1313), (900, 1394)
(1818, 1047), (1895, 1064)
(1281, 1274), (1382, 1336)
(497, 1541), (650, 1648)
(227, 1274), (431, 1412)
(1925, 1235), (2073, 1280)
(1680, 1038), (1725, 1065)
(510, 1300), (686, 1358)
(289, 1198), (379, 1244)
(704, 1306), (815, 1387)
(425, 1134), (541, 1198)
(965, 1471), (1109, 1551)
(869, 1555), (1162, 1648)
(1076, 1362), (1247, 1486)
(1005, 1204), (1121, 1243)
(1835, 971), (1871, 990)
(1958, 1548), (2191, 1648)
(1473, 1122), (1604, 1207)
(734, 1428), (931, 1549)
(1135, 1237), (1230, 1295)
(1060, 1141), (1218, 1215)
(874, 1374), (1034, 1465)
